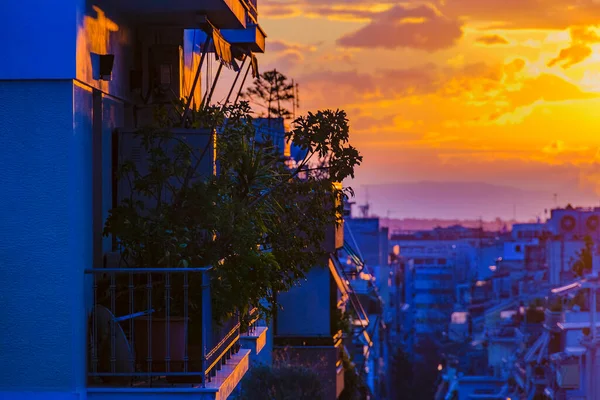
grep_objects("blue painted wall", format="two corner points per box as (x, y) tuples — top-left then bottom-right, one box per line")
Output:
(0, 81), (89, 395)
(276, 266), (331, 336)
(0, 0), (81, 79)
(346, 218), (383, 266)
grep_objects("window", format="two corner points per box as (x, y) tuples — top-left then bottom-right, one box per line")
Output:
(515, 245), (522, 252)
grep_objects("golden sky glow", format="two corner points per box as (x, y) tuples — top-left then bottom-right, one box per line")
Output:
(252, 0), (600, 213)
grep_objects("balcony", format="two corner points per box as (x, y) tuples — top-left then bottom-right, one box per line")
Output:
(239, 307), (269, 363)
(243, 0), (258, 23)
(85, 267), (250, 400)
(97, 0), (250, 29)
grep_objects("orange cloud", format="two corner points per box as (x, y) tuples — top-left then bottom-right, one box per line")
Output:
(337, 4), (463, 51)
(548, 26), (600, 68)
(268, 39), (317, 53)
(261, 0), (387, 21)
(256, 0), (600, 209)
(439, 0), (600, 30)
(548, 44), (592, 68)
(475, 34), (509, 45)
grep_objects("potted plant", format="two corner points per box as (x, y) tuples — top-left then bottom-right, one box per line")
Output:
(97, 104), (227, 375)
(98, 100), (362, 377)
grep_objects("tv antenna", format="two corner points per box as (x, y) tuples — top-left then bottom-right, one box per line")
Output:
(359, 187), (370, 218)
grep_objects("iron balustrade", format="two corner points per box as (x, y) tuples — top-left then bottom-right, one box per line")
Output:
(242, 0), (258, 24)
(85, 267), (241, 387)
(242, 306), (260, 335)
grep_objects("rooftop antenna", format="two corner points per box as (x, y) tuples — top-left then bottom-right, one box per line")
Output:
(553, 193), (558, 207)
(359, 204), (370, 218)
(359, 187), (370, 218)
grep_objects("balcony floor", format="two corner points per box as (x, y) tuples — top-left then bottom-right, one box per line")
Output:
(87, 349), (250, 400)
(240, 326), (268, 359)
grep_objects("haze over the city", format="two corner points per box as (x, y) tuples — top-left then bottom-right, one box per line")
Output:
(354, 180), (600, 220)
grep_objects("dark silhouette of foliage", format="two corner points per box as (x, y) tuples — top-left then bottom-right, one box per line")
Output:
(339, 351), (370, 400)
(387, 340), (443, 400)
(572, 235), (593, 277)
(243, 69), (295, 121)
(103, 101), (362, 326)
(238, 364), (325, 400)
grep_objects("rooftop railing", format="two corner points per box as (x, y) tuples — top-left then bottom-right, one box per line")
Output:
(85, 267), (240, 387)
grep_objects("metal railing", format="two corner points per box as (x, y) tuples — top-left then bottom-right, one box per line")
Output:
(86, 267), (241, 387)
(242, 0), (258, 24)
(242, 306), (260, 336)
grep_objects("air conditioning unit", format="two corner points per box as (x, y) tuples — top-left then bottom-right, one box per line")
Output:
(585, 214), (600, 235)
(560, 215), (577, 233)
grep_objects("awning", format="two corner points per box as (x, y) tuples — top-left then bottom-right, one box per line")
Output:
(250, 53), (259, 78)
(211, 28), (235, 68)
(193, 21), (240, 71)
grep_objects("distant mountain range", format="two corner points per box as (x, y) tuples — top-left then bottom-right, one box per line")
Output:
(350, 181), (599, 222)
(380, 217), (517, 233)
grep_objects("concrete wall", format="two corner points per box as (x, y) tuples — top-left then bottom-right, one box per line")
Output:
(276, 266), (331, 337)
(0, 80), (89, 397)
(0, 1), (129, 397)
(75, 3), (134, 101)
(0, 1), (80, 79)
(345, 218), (381, 266)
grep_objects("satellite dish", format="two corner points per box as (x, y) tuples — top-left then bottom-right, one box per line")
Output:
(89, 305), (135, 384)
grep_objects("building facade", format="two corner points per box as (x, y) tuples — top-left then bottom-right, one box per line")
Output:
(0, 1), (265, 399)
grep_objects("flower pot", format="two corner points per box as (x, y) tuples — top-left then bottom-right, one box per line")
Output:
(133, 317), (188, 372)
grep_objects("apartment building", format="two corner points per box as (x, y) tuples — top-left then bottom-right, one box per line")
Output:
(1, 1), (266, 399)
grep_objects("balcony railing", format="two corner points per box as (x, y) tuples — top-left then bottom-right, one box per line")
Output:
(85, 267), (241, 388)
(242, 0), (258, 24)
(242, 306), (260, 336)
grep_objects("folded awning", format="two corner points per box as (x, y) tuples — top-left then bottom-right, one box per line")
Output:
(211, 28), (234, 68)
(193, 24), (239, 71)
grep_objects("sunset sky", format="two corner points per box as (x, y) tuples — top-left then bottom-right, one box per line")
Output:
(224, 0), (600, 218)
